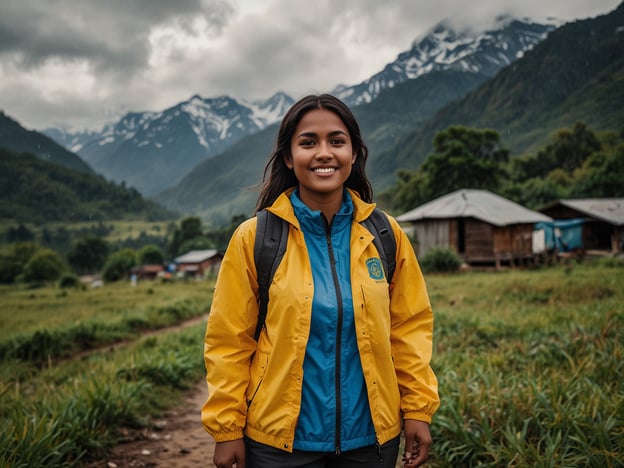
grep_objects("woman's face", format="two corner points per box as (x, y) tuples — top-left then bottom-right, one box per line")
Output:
(286, 108), (356, 211)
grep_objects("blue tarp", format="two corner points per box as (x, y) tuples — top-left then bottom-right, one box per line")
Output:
(534, 219), (585, 252)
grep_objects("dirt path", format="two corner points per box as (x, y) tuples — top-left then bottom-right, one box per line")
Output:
(83, 314), (216, 467)
(92, 379), (215, 467)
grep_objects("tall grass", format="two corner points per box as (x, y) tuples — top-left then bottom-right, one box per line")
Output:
(0, 325), (206, 467)
(1, 262), (622, 466)
(426, 263), (624, 467)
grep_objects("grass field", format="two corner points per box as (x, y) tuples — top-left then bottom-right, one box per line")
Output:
(1, 260), (622, 466)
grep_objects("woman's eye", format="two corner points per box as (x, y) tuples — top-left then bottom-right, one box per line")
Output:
(331, 138), (346, 145)
(300, 139), (315, 147)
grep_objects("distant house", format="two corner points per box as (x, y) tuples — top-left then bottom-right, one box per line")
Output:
(174, 249), (223, 278)
(538, 198), (624, 253)
(396, 189), (552, 267)
(131, 264), (164, 280)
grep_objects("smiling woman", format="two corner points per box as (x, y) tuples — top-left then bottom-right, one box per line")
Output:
(201, 94), (440, 468)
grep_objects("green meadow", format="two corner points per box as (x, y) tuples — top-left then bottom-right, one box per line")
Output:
(1, 261), (622, 467)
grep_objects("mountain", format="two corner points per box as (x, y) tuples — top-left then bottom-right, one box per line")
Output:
(0, 112), (93, 175)
(0, 147), (175, 223)
(44, 92), (294, 196)
(371, 1), (624, 182)
(154, 16), (560, 224)
(334, 16), (559, 107)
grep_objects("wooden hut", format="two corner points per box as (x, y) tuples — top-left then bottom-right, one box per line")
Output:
(396, 189), (552, 268)
(539, 198), (624, 254)
(174, 249), (223, 278)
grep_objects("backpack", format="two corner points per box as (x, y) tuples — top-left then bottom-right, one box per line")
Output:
(253, 208), (397, 340)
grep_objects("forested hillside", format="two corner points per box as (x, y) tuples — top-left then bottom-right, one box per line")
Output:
(372, 2), (624, 183)
(0, 148), (175, 223)
(0, 112), (93, 175)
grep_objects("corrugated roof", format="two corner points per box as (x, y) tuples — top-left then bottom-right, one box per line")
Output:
(396, 189), (552, 226)
(556, 199), (624, 226)
(175, 249), (219, 263)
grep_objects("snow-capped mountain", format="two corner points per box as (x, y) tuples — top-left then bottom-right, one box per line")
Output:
(43, 16), (559, 199)
(334, 16), (560, 106)
(45, 92), (293, 196)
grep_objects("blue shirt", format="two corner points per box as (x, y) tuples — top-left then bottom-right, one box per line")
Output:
(291, 189), (376, 452)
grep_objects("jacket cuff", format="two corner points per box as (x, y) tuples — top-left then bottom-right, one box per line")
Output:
(208, 429), (245, 442)
(402, 411), (433, 424)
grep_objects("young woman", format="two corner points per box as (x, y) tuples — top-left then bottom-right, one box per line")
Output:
(202, 94), (439, 468)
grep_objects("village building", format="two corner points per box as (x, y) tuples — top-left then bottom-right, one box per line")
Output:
(174, 249), (223, 278)
(538, 198), (624, 254)
(396, 189), (552, 268)
(130, 264), (164, 281)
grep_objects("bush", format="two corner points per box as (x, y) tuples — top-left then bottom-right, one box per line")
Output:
(420, 247), (462, 273)
(57, 272), (82, 289)
(102, 248), (138, 282)
(21, 248), (67, 282)
(138, 244), (165, 266)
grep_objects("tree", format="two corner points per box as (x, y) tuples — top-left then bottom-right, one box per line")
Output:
(536, 122), (601, 174)
(102, 248), (138, 282)
(67, 236), (110, 274)
(6, 224), (35, 243)
(0, 242), (39, 284)
(573, 145), (624, 197)
(138, 244), (165, 265)
(21, 248), (67, 282)
(422, 126), (509, 199)
(167, 216), (206, 257)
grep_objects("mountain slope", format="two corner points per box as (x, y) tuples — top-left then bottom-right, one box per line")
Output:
(46, 93), (294, 197)
(375, 2), (624, 179)
(156, 16), (558, 224)
(0, 148), (175, 223)
(0, 112), (93, 175)
(335, 16), (558, 106)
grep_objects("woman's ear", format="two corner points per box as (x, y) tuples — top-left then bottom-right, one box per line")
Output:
(284, 155), (293, 169)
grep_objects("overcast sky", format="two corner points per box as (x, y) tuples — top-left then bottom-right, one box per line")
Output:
(0, 0), (620, 131)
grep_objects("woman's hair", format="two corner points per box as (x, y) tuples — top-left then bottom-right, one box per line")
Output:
(255, 93), (373, 213)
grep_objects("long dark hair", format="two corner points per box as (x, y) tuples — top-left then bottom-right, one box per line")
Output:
(255, 94), (373, 213)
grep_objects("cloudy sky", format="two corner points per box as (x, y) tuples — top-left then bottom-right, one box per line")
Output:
(0, 0), (620, 131)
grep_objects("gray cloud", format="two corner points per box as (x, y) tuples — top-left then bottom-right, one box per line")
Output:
(0, 0), (620, 130)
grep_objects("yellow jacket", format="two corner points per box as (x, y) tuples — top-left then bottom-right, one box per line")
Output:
(202, 189), (439, 452)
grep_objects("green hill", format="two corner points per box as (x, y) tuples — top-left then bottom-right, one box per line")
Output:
(373, 2), (624, 179)
(0, 112), (94, 175)
(0, 148), (176, 223)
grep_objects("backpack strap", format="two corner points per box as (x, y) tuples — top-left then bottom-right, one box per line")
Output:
(361, 208), (397, 283)
(253, 207), (396, 341)
(253, 210), (288, 341)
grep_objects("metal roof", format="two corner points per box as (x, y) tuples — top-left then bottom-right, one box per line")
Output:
(553, 199), (624, 226)
(174, 249), (219, 263)
(396, 189), (552, 227)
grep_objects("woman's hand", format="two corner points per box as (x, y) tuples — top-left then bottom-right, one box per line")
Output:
(401, 420), (432, 467)
(213, 439), (245, 468)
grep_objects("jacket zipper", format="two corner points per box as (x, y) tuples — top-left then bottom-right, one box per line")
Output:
(325, 218), (343, 455)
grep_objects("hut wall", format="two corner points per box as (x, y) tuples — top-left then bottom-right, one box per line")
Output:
(412, 220), (450, 256)
(493, 224), (534, 258)
(463, 219), (494, 261)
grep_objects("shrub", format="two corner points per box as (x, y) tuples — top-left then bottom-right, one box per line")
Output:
(138, 244), (165, 266)
(102, 248), (138, 282)
(420, 247), (462, 273)
(57, 272), (82, 289)
(21, 248), (67, 282)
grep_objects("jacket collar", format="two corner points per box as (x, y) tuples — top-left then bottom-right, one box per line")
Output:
(267, 187), (376, 228)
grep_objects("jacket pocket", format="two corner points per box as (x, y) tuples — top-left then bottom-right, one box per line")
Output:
(247, 349), (269, 407)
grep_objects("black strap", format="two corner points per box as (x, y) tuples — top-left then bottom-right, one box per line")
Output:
(361, 208), (397, 282)
(253, 210), (288, 341)
(253, 208), (395, 341)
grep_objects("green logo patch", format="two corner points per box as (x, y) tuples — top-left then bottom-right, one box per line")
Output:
(366, 258), (385, 280)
